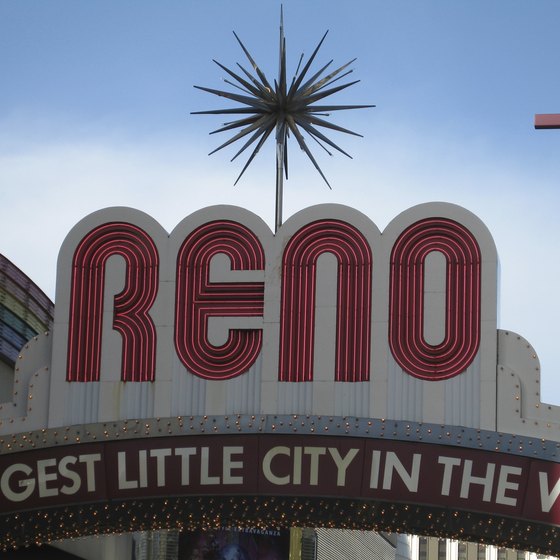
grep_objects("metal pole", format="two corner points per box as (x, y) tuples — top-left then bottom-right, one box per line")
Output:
(275, 137), (284, 233)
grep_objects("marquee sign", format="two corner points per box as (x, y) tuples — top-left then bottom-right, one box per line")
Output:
(1, 203), (560, 551)
(3, 429), (560, 522)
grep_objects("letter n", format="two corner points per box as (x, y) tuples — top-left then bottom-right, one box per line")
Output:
(279, 219), (372, 382)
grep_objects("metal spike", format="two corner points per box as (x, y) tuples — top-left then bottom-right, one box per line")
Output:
(296, 118), (353, 157)
(299, 59), (356, 97)
(193, 85), (271, 110)
(213, 59), (265, 97)
(306, 104), (376, 112)
(233, 31), (274, 93)
(286, 30), (329, 99)
(303, 113), (364, 137)
(300, 80), (362, 106)
(234, 126), (275, 185)
(209, 114), (275, 155)
(291, 59), (334, 99)
(192, 7), (375, 224)
(210, 115), (262, 135)
(192, 107), (263, 116)
(231, 120), (275, 162)
(307, 133), (334, 156)
(286, 115), (332, 189)
(223, 78), (254, 96)
(294, 52), (305, 77)
(236, 63), (273, 98)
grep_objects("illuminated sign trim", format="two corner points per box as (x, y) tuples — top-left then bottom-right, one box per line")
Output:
(175, 220), (265, 379)
(55, 205), (493, 387)
(1, 416), (560, 552)
(67, 222), (159, 382)
(389, 217), (482, 380)
(0, 434), (549, 520)
(279, 219), (372, 382)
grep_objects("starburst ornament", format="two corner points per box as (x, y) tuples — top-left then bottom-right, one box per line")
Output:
(192, 8), (374, 232)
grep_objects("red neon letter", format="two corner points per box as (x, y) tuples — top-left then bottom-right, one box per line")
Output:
(175, 221), (265, 379)
(389, 217), (481, 380)
(67, 222), (159, 382)
(279, 219), (372, 382)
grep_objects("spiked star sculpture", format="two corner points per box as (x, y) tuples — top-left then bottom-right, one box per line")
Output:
(192, 8), (374, 232)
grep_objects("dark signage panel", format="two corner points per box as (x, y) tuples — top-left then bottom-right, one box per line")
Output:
(0, 433), (558, 528)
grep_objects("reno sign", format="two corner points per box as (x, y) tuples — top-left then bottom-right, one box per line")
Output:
(44, 202), (498, 430)
(4, 202), (552, 434)
(3, 202), (560, 551)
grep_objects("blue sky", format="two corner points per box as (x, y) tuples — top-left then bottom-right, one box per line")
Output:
(2, 1), (560, 401)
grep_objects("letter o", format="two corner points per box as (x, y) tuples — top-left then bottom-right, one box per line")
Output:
(389, 217), (481, 380)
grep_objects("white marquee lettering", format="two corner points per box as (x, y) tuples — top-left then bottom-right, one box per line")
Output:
(369, 451), (421, 492)
(263, 446), (291, 486)
(328, 448), (360, 487)
(78, 454), (101, 492)
(150, 448), (172, 487)
(460, 460), (495, 502)
(0, 464), (35, 502)
(59, 456), (81, 496)
(118, 451), (138, 490)
(0, 453), (101, 503)
(495, 465), (522, 506)
(539, 471), (560, 513)
(439, 457), (521, 507)
(305, 447), (327, 486)
(37, 458), (58, 498)
(370, 450), (381, 489)
(138, 450), (148, 488)
(200, 447), (220, 485)
(262, 446), (351, 487)
(115, 446), (246, 488)
(383, 452), (421, 493)
(222, 446), (244, 485)
(438, 456), (461, 496)
(175, 447), (196, 485)
(117, 451), (148, 490)
(292, 446), (302, 485)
